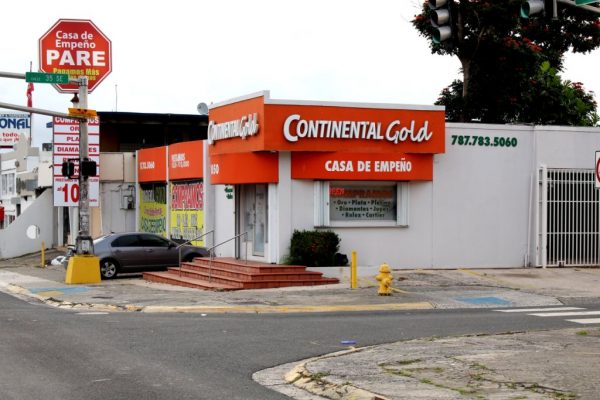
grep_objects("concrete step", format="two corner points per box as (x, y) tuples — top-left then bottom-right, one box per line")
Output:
(143, 271), (240, 291)
(170, 267), (338, 289)
(188, 257), (309, 274)
(181, 263), (326, 282)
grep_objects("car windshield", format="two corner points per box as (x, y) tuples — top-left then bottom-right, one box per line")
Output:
(93, 235), (109, 245)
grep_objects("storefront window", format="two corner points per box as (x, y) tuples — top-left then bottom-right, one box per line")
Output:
(315, 181), (408, 227)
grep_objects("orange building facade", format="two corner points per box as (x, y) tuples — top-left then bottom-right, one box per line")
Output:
(204, 91), (445, 264)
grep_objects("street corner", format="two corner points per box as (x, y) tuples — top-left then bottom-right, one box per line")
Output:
(296, 328), (600, 400)
(284, 362), (389, 400)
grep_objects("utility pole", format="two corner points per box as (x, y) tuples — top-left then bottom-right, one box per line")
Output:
(65, 75), (100, 284)
(75, 76), (92, 254)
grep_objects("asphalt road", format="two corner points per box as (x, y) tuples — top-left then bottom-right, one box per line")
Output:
(1, 291), (598, 400)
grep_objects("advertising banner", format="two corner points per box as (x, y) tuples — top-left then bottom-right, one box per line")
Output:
(52, 116), (100, 207)
(169, 181), (204, 245)
(0, 113), (30, 147)
(139, 183), (167, 237)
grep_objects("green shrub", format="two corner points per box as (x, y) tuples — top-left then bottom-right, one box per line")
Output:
(287, 230), (345, 267)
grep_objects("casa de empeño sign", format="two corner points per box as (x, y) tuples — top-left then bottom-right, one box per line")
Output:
(39, 19), (112, 93)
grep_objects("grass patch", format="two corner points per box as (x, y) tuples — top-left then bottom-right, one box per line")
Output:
(576, 330), (588, 336)
(307, 371), (330, 384)
(396, 359), (422, 366)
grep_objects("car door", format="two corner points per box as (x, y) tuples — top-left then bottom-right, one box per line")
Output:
(110, 234), (144, 270)
(138, 234), (178, 269)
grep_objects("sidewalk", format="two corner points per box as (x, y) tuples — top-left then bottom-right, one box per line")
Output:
(2, 250), (600, 399)
(1, 256), (584, 313)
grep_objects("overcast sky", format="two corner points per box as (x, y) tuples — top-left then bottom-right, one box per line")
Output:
(1, 0), (598, 147)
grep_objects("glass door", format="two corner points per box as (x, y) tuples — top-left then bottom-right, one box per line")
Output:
(241, 184), (268, 258)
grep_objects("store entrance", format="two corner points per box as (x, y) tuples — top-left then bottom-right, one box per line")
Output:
(239, 184), (268, 259)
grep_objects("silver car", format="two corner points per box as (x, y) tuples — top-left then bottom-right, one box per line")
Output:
(93, 232), (209, 279)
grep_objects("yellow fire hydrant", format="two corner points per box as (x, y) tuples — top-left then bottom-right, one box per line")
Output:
(376, 263), (393, 296)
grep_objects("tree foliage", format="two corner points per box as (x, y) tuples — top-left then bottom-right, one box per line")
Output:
(412, 0), (600, 125)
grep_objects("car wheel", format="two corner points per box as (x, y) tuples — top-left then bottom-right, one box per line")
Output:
(100, 258), (119, 279)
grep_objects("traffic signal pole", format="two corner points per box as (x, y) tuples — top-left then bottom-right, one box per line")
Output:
(65, 75), (100, 284)
(76, 76), (91, 245)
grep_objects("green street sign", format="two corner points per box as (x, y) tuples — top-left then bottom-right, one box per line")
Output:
(25, 72), (69, 84)
(575, 0), (598, 4)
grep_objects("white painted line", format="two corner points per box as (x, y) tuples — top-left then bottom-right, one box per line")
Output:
(76, 312), (109, 315)
(529, 311), (600, 317)
(494, 307), (585, 313)
(565, 318), (600, 324)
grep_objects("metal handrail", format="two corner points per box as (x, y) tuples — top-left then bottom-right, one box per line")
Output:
(178, 229), (215, 277)
(206, 231), (248, 282)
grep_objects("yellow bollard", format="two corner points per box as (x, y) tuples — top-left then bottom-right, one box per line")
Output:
(41, 241), (45, 268)
(376, 263), (393, 296)
(351, 250), (357, 289)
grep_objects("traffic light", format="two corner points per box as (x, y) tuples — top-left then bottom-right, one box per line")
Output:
(520, 0), (545, 18)
(61, 160), (76, 178)
(429, 0), (453, 44)
(80, 158), (97, 178)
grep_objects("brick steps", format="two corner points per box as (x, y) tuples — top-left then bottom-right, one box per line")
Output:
(142, 271), (240, 291)
(143, 257), (339, 291)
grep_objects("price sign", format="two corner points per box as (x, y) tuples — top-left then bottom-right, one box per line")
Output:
(52, 116), (100, 207)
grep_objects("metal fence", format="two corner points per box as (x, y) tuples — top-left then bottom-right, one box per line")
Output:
(538, 167), (599, 267)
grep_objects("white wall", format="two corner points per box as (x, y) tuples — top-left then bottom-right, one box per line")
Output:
(209, 123), (600, 269)
(100, 182), (136, 234)
(0, 189), (54, 259)
(281, 124), (600, 268)
(534, 125), (600, 169)
(432, 124), (534, 268)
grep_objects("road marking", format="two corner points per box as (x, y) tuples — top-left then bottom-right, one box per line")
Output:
(494, 307), (585, 313)
(565, 318), (600, 324)
(495, 307), (600, 325)
(76, 312), (109, 315)
(529, 311), (600, 317)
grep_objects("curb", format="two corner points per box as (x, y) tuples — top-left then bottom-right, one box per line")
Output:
(284, 348), (390, 400)
(141, 302), (434, 314)
(2, 283), (433, 314)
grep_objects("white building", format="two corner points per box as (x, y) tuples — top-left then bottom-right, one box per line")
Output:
(201, 92), (600, 269)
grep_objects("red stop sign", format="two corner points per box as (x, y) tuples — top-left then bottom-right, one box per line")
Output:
(39, 19), (112, 93)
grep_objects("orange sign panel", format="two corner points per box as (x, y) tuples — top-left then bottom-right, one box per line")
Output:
(265, 103), (445, 154)
(138, 146), (167, 182)
(208, 92), (445, 155)
(210, 152), (278, 184)
(168, 140), (203, 180)
(207, 95), (266, 156)
(292, 152), (433, 181)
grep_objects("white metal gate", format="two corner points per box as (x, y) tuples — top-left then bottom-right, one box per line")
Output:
(537, 167), (600, 267)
